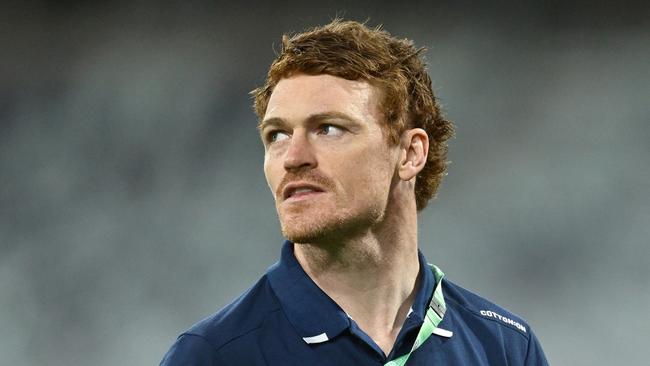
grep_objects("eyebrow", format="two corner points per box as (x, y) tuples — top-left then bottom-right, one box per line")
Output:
(258, 111), (361, 132)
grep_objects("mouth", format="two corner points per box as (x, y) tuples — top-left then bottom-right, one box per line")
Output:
(282, 182), (325, 201)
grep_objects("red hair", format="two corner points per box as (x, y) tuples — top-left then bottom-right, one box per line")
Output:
(252, 19), (454, 210)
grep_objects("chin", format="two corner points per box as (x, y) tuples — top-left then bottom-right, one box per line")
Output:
(278, 204), (384, 244)
(279, 215), (333, 244)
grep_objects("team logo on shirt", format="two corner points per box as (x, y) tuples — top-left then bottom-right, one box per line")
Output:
(479, 310), (527, 333)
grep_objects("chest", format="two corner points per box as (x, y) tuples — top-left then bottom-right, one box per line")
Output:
(220, 323), (506, 366)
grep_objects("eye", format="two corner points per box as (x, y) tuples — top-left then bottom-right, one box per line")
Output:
(267, 130), (290, 143)
(318, 124), (345, 137)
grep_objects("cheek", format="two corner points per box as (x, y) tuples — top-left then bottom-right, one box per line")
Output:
(263, 154), (281, 195)
(368, 151), (398, 194)
(338, 148), (395, 197)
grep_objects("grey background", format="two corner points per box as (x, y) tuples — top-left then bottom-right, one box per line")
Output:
(1, 1), (649, 365)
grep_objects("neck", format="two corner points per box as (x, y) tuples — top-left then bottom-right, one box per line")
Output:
(293, 193), (420, 356)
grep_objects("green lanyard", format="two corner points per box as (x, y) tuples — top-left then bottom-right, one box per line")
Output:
(384, 264), (447, 366)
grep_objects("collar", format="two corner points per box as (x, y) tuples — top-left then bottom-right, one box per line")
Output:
(267, 241), (435, 345)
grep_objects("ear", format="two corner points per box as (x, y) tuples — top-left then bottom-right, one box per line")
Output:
(397, 128), (429, 181)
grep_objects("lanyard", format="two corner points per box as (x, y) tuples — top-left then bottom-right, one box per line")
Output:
(384, 264), (446, 366)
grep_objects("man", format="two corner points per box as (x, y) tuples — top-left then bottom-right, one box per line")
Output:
(160, 19), (548, 365)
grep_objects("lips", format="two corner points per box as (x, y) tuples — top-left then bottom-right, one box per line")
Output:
(282, 182), (325, 200)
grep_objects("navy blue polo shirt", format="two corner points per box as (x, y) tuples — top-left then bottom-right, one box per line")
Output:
(160, 242), (548, 365)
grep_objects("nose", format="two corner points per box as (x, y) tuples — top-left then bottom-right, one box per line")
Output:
(283, 131), (317, 171)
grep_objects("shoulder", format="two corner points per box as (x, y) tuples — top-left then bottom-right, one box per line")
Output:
(442, 279), (548, 365)
(185, 274), (281, 346)
(160, 275), (282, 365)
(443, 278), (530, 336)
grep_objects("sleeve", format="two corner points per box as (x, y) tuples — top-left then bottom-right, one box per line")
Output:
(159, 333), (221, 366)
(524, 329), (549, 366)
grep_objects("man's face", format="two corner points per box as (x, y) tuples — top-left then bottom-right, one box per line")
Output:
(260, 73), (400, 243)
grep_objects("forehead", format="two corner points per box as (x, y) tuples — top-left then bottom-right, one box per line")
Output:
(263, 74), (382, 122)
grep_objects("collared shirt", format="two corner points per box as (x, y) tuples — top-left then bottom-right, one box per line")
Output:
(160, 241), (548, 365)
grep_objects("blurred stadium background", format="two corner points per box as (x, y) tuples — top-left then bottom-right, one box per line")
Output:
(1, 1), (648, 365)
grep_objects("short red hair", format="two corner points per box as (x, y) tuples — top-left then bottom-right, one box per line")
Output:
(252, 19), (454, 210)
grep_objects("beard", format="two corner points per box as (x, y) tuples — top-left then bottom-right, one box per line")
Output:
(277, 192), (387, 245)
(274, 166), (394, 245)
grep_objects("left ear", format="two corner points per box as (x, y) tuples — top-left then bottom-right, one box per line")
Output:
(397, 128), (429, 181)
